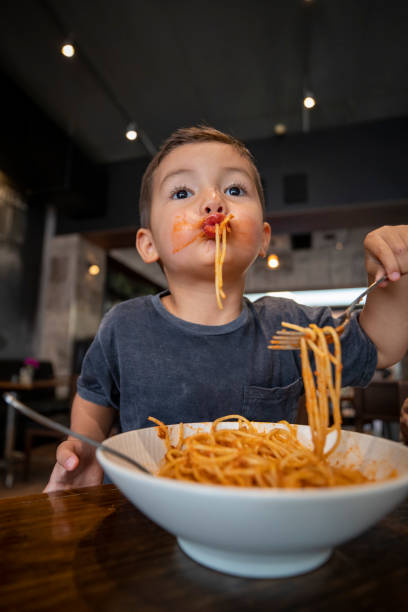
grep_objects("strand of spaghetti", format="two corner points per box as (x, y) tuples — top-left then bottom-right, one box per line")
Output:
(306, 338), (326, 359)
(219, 224), (227, 299)
(213, 214), (233, 309)
(323, 326), (342, 454)
(300, 337), (320, 454)
(316, 326), (330, 455)
(325, 327), (340, 453)
(214, 224), (223, 309)
(282, 321), (315, 336)
(177, 422), (184, 449)
(147, 416), (172, 451)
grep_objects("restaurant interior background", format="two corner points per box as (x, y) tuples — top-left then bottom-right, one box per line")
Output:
(0, 0), (407, 494)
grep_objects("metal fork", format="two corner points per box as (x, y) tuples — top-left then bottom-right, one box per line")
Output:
(269, 274), (387, 350)
(2, 392), (152, 474)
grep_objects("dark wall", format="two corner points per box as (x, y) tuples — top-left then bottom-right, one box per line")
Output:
(56, 117), (408, 238)
(57, 157), (149, 235)
(0, 69), (107, 213)
(251, 117), (408, 212)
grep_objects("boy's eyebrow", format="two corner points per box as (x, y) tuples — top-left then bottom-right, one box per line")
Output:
(160, 169), (193, 190)
(222, 167), (254, 181)
(160, 166), (253, 190)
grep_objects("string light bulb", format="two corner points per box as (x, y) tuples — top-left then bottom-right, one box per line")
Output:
(88, 264), (100, 276)
(274, 123), (287, 135)
(303, 94), (316, 109)
(267, 254), (280, 269)
(61, 43), (75, 58)
(126, 123), (138, 141)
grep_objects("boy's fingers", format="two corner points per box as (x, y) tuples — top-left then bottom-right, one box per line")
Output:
(364, 233), (400, 282)
(378, 226), (408, 278)
(364, 252), (387, 286)
(365, 225), (408, 282)
(56, 442), (80, 471)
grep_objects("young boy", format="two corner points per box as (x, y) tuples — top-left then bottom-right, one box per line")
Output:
(44, 126), (408, 492)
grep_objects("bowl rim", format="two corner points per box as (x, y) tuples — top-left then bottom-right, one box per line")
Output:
(97, 423), (408, 501)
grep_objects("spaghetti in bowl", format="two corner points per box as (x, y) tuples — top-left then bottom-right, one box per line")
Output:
(96, 421), (408, 578)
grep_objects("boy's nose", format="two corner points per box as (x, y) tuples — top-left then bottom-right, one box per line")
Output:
(204, 203), (225, 214)
(201, 190), (226, 216)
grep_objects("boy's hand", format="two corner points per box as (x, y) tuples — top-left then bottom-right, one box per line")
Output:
(43, 438), (103, 493)
(360, 225), (408, 368)
(364, 225), (408, 285)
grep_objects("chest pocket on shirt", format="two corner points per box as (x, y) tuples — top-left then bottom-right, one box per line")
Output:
(242, 378), (303, 423)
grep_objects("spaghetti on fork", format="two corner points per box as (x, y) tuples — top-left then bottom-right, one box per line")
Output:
(269, 322), (342, 458)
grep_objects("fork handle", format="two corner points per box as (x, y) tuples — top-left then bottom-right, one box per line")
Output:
(343, 275), (387, 318)
(2, 392), (151, 474)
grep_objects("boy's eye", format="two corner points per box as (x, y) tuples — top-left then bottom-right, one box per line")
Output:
(226, 185), (246, 197)
(171, 188), (193, 200)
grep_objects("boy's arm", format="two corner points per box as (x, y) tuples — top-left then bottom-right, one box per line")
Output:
(70, 393), (115, 441)
(359, 225), (408, 369)
(43, 394), (116, 492)
(401, 398), (408, 445)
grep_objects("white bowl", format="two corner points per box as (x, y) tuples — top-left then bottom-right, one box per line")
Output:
(96, 423), (408, 578)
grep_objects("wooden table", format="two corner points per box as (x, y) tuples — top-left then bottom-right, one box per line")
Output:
(0, 379), (69, 487)
(0, 485), (407, 611)
(0, 379), (68, 391)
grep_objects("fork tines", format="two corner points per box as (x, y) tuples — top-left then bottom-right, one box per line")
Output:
(268, 337), (303, 350)
(274, 330), (305, 337)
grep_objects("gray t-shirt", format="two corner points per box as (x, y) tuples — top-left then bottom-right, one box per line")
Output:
(77, 291), (377, 431)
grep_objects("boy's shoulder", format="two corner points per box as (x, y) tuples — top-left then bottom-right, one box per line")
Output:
(249, 295), (331, 327)
(98, 295), (155, 333)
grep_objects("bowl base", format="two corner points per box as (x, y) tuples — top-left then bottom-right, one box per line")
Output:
(178, 538), (332, 578)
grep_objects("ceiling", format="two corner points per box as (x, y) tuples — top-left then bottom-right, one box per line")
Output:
(1, 0), (408, 164)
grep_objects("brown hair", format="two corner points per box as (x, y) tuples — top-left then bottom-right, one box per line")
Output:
(139, 125), (265, 228)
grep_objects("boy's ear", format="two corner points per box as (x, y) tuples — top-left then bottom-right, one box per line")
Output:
(136, 228), (160, 263)
(259, 222), (271, 258)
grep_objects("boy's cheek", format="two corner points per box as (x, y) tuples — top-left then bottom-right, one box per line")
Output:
(232, 213), (264, 244)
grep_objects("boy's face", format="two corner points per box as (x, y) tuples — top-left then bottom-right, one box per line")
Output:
(137, 142), (270, 281)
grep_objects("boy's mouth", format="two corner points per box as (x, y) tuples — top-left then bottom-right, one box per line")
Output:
(201, 213), (230, 239)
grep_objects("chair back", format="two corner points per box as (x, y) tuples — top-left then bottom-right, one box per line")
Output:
(353, 381), (401, 430)
(72, 338), (94, 374)
(68, 338), (94, 402)
(0, 359), (23, 381)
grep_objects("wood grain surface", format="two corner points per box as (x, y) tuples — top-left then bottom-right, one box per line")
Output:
(0, 378), (69, 390)
(0, 484), (407, 612)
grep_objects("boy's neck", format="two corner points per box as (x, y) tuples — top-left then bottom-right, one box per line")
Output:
(161, 278), (245, 325)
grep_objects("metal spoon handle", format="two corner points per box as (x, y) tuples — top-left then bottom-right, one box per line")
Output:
(2, 392), (151, 474)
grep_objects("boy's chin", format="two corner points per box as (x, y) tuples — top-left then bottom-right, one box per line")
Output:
(200, 238), (217, 252)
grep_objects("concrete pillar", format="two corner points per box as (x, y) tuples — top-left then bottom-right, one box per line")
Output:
(38, 234), (106, 388)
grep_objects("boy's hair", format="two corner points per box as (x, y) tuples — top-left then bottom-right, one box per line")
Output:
(139, 125), (265, 228)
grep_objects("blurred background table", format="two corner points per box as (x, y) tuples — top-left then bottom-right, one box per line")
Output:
(0, 377), (70, 487)
(0, 484), (407, 611)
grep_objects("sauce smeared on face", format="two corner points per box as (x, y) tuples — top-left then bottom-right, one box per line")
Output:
(172, 214), (202, 253)
(172, 213), (233, 253)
